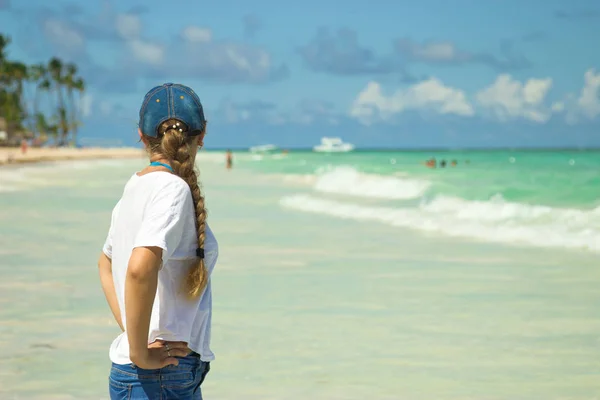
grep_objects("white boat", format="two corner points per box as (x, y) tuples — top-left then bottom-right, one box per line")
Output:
(313, 137), (354, 153)
(249, 144), (278, 153)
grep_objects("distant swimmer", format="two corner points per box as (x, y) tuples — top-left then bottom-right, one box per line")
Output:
(226, 149), (233, 170)
(451, 160), (457, 167)
(424, 158), (436, 168)
(440, 160), (447, 168)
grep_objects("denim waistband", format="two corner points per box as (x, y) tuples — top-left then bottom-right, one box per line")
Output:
(112, 351), (204, 376)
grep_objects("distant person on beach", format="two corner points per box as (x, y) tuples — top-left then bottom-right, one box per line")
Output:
(226, 149), (233, 170)
(98, 83), (216, 399)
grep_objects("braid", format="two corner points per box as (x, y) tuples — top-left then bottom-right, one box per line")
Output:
(146, 118), (209, 298)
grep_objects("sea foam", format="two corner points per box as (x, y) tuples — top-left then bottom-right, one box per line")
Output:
(279, 165), (600, 253)
(313, 166), (431, 200)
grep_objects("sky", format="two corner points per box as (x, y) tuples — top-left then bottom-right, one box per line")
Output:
(1, 0), (599, 149)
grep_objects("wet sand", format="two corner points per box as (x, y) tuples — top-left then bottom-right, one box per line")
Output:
(0, 147), (145, 166)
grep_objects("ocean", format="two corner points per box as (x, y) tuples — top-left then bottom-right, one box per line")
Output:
(0, 150), (599, 399)
(246, 150), (600, 253)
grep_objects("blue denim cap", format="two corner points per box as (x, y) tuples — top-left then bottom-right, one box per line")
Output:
(139, 83), (206, 137)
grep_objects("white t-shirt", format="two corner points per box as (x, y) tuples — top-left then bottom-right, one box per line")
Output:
(102, 171), (218, 365)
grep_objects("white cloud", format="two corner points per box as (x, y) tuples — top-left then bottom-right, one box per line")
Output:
(112, 13), (164, 66)
(475, 74), (553, 123)
(350, 78), (474, 124)
(402, 41), (460, 62)
(576, 69), (600, 119)
(79, 94), (93, 117)
(179, 39), (280, 82)
(182, 26), (212, 43)
(348, 73), (573, 125)
(115, 14), (142, 40)
(551, 102), (565, 113)
(395, 38), (530, 71)
(43, 18), (85, 54)
(128, 39), (164, 66)
(549, 69), (600, 124)
(117, 24), (286, 83)
(109, 17), (285, 83)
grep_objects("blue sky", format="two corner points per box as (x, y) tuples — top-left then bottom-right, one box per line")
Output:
(1, 0), (599, 149)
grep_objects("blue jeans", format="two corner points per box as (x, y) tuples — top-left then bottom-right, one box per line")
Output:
(109, 352), (210, 400)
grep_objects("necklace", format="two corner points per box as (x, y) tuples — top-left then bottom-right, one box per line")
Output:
(149, 161), (173, 172)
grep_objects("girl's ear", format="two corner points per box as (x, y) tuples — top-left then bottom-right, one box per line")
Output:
(138, 129), (147, 146)
(196, 126), (207, 148)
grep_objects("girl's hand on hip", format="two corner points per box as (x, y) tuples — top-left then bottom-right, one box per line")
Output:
(131, 340), (191, 369)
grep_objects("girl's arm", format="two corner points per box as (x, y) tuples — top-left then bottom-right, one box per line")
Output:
(124, 246), (164, 364)
(98, 252), (124, 332)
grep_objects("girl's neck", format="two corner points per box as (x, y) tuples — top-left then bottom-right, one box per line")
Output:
(137, 158), (172, 177)
(149, 156), (170, 164)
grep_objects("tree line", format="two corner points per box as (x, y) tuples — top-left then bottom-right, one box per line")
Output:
(0, 33), (85, 147)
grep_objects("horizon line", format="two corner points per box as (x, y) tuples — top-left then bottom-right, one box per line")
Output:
(201, 146), (600, 152)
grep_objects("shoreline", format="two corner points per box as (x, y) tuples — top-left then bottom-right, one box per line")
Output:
(0, 147), (146, 166)
(1, 149), (599, 398)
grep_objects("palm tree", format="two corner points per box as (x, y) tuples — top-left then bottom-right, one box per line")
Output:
(10, 61), (28, 128)
(64, 63), (85, 146)
(0, 35), (84, 146)
(0, 87), (24, 137)
(34, 112), (50, 145)
(0, 37), (29, 142)
(0, 34), (10, 63)
(0, 34), (15, 141)
(57, 106), (69, 145)
(0, 34), (11, 85)
(28, 63), (48, 135)
(72, 77), (85, 146)
(0, 62), (26, 138)
(48, 57), (68, 146)
(64, 63), (75, 145)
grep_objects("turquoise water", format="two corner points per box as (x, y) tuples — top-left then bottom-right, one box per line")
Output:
(1, 152), (599, 399)
(237, 150), (600, 253)
(243, 150), (600, 207)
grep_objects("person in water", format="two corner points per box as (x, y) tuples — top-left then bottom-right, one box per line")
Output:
(98, 83), (218, 399)
(425, 158), (437, 168)
(226, 149), (233, 170)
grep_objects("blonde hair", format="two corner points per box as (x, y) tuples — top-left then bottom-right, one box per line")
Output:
(144, 118), (208, 298)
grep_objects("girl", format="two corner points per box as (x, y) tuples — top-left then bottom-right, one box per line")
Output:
(98, 83), (218, 399)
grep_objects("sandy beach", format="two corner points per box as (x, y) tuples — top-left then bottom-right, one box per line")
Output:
(0, 153), (599, 399)
(0, 146), (146, 166)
